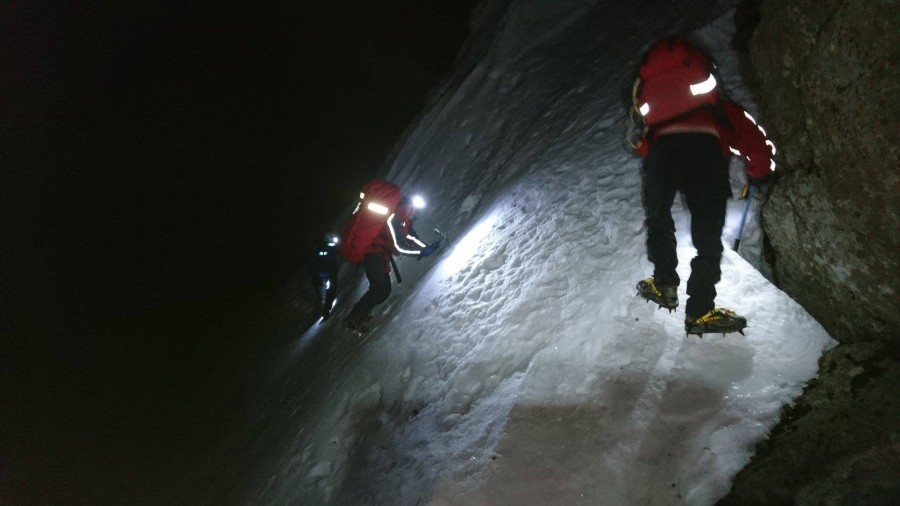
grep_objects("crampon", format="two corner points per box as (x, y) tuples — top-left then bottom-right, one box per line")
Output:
(685, 308), (747, 337)
(636, 277), (678, 312)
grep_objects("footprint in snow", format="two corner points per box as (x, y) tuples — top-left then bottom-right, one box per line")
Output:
(481, 252), (507, 270)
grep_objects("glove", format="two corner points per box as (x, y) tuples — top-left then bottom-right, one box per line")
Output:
(420, 241), (440, 258)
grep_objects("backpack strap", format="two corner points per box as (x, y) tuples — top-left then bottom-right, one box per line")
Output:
(626, 76), (649, 151)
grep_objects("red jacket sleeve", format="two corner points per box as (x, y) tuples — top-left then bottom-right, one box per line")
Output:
(384, 212), (426, 256)
(721, 99), (775, 180)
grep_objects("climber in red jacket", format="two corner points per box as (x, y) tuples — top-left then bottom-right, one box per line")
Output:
(629, 35), (776, 335)
(343, 195), (437, 335)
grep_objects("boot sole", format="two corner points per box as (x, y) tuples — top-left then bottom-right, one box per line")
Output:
(686, 324), (748, 337)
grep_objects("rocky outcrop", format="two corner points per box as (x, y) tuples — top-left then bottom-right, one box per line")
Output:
(748, 0), (899, 343)
(723, 1), (900, 503)
(722, 340), (900, 505)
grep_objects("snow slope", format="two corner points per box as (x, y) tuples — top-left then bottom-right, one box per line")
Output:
(226, 1), (834, 504)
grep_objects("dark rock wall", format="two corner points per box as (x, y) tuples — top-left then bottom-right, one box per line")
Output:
(723, 339), (900, 504)
(723, 1), (900, 503)
(749, 0), (899, 343)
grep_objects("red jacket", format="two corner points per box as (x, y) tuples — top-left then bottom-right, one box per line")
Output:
(367, 207), (427, 271)
(637, 98), (775, 180)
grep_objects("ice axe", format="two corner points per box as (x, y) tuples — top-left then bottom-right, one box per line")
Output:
(732, 185), (757, 251)
(417, 228), (447, 261)
(432, 228), (447, 249)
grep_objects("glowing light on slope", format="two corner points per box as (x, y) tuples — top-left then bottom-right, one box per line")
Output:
(438, 212), (499, 278)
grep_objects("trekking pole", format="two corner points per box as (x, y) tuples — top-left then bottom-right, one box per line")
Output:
(732, 185), (757, 251)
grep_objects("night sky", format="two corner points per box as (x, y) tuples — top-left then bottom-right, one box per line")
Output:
(6, 0), (475, 338)
(2, 1), (477, 502)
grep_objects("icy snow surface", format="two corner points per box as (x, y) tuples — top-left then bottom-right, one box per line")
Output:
(234, 1), (834, 505)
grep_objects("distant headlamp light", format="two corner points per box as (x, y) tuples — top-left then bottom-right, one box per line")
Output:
(412, 195), (426, 209)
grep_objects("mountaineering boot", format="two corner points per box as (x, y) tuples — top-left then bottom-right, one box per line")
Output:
(636, 277), (678, 312)
(342, 318), (363, 335)
(357, 315), (372, 335)
(685, 308), (747, 337)
(342, 315), (372, 336)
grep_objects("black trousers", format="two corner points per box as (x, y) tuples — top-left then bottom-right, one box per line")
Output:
(347, 252), (391, 321)
(642, 133), (730, 318)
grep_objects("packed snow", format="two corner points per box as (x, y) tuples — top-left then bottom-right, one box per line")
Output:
(216, 1), (834, 504)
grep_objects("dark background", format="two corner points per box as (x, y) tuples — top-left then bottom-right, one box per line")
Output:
(2, 0), (478, 503)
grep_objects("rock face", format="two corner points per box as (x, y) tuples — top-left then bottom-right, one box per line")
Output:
(722, 339), (900, 505)
(749, 0), (899, 343)
(722, 1), (900, 503)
